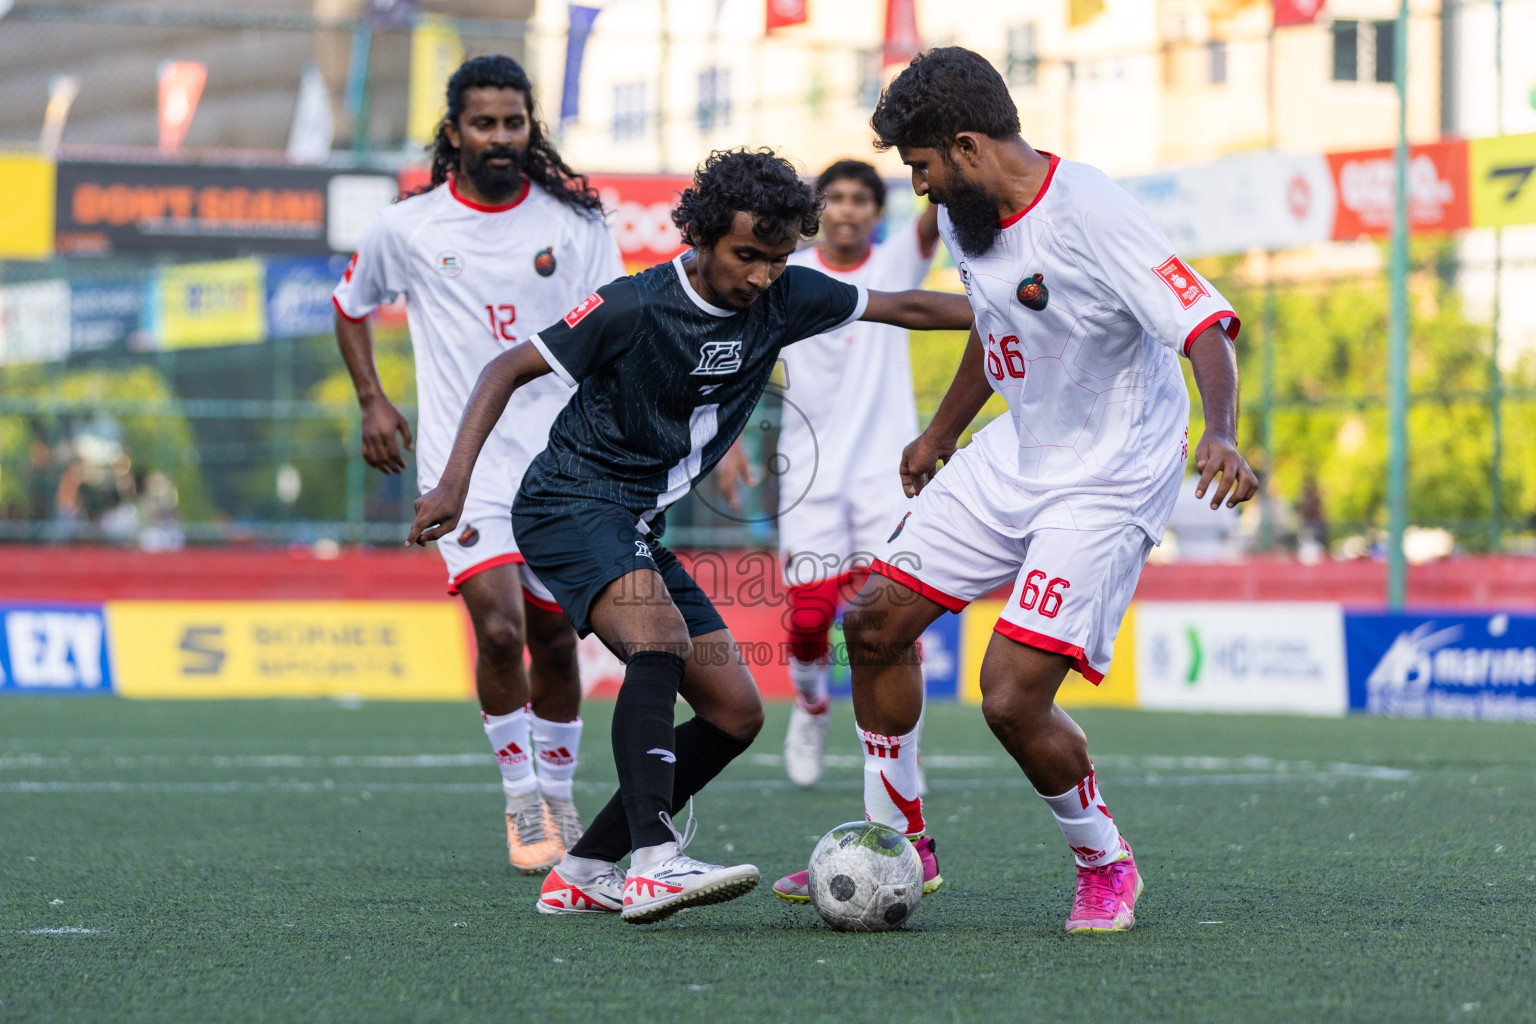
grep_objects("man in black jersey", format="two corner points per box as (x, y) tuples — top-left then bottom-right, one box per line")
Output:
(408, 147), (972, 924)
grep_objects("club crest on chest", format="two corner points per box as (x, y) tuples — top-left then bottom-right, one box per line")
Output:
(534, 246), (556, 277)
(1016, 273), (1048, 311)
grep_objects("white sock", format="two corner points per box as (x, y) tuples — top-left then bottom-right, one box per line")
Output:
(630, 841), (677, 873)
(530, 714), (582, 802)
(789, 656), (829, 707)
(557, 853), (614, 884)
(482, 708), (538, 804)
(1038, 764), (1124, 868)
(859, 723), (925, 838)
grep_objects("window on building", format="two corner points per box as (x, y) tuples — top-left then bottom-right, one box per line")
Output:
(1006, 23), (1038, 87)
(1372, 19), (1396, 83)
(1208, 39), (1228, 85)
(857, 48), (882, 108)
(1331, 19), (1358, 81)
(612, 82), (647, 142)
(697, 67), (731, 133)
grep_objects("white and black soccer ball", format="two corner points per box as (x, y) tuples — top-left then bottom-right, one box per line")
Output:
(807, 821), (922, 932)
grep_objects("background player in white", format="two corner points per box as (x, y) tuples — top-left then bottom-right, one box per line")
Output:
(774, 160), (941, 788)
(778, 47), (1259, 932)
(333, 56), (624, 874)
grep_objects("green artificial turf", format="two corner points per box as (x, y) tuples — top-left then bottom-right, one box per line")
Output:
(1, 699), (1532, 1023)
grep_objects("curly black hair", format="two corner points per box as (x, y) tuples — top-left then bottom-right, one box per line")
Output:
(871, 47), (1021, 156)
(671, 148), (821, 250)
(816, 159), (886, 211)
(412, 55), (603, 216)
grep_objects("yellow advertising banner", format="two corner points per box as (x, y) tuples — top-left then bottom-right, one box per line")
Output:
(959, 600), (1137, 708)
(407, 15), (464, 148)
(1469, 133), (1536, 229)
(106, 601), (472, 700)
(158, 258), (266, 349)
(0, 152), (56, 260)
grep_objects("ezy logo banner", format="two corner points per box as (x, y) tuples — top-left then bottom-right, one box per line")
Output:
(0, 603), (112, 694)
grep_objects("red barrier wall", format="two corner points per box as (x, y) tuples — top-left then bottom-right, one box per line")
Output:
(1, 546), (1531, 608)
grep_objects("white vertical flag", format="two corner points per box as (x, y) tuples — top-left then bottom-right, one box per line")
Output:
(287, 62), (336, 164)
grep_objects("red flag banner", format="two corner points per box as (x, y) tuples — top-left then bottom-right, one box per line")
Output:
(1327, 139), (1470, 239)
(157, 61), (207, 155)
(1272, 0), (1325, 28)
(765, 0), (808, 32)
(883, 0), (922, 68)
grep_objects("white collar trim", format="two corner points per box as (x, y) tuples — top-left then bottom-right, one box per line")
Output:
(673, 253), (737, 318)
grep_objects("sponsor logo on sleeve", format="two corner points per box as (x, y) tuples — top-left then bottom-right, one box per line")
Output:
(343, 252), (358, 283)
(690, 340), (743, 376)
(1152, 255), (1208, 309)
(563, 292), (604, 328)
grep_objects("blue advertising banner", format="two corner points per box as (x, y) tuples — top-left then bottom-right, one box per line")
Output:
(1345, 611), (1536, 720)
(70, 279), (146, 352)
(0, 603), (113, 694)
(827, 612), (960, 701)
(266, 254), (349, 338)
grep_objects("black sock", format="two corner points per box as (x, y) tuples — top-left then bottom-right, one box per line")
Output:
(570, 715), (752, 863)
(610, 650), (687, 854)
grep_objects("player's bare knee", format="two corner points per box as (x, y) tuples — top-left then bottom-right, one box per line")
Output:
(475, 611), (526, 665)
(526, 618), (577, 667)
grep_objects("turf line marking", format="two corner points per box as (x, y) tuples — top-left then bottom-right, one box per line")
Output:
(18, 928), (99, 935)
(0, 765), (1411, 795)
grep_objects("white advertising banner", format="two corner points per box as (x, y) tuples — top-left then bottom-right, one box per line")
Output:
(1118, 153), (1336, 258)
(0, 279), (71, 365)
(1135, 602), (1348, 716)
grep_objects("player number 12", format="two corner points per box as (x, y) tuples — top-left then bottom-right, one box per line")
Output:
(485, 303), (517, 342)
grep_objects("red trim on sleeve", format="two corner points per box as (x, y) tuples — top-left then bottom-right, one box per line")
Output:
(520, 587), (564, 614)
(869, 559), (968, 613)
(999, 152), (1059, 229)
(1182, 310), (1241, 357)
(446, 552), (526, 596)
(332, 295), (368, 324)
(993, 620), (1105, 684)
(449, 176), (531, 213)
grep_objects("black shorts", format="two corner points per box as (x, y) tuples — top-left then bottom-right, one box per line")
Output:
(511, 502), (727, 640)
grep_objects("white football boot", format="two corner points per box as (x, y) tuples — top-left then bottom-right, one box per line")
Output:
(784, 697), (830, 787)
(621, 807), (759, 924)
(537, 858), (625, 915)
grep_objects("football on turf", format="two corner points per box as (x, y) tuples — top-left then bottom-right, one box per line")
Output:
(807, 821), (923, 932)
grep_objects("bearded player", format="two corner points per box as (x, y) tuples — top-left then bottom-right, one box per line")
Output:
(408, 148), (972, 923)
(334, 56), (624, 874)
(776, 48), (1258, 933)
(773, 160), (940, 789)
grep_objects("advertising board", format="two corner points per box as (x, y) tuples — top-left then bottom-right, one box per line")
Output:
(1136, 602), (1347, 715)
(106, 601), (472, 700)
(0, 603), (112, 694)
(1346, 612), (1536, 721)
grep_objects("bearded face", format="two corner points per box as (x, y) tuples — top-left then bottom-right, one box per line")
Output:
(928, 166), (1001, 259)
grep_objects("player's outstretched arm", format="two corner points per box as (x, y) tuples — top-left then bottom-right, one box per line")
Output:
(860, 289), (974, 332)
(1188, 323), (1259, 510)
(407, 342), (554, 546)
(900, 327), (992, 497)
(335, 310), (413, 474)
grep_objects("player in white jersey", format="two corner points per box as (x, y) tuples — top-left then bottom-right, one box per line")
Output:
(333, 56), (624, 874)
(777, 47), (1258, 932)
(774, 160), (940, 789)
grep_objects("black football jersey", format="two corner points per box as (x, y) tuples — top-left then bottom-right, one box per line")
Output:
(515, 255), (866, 524)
